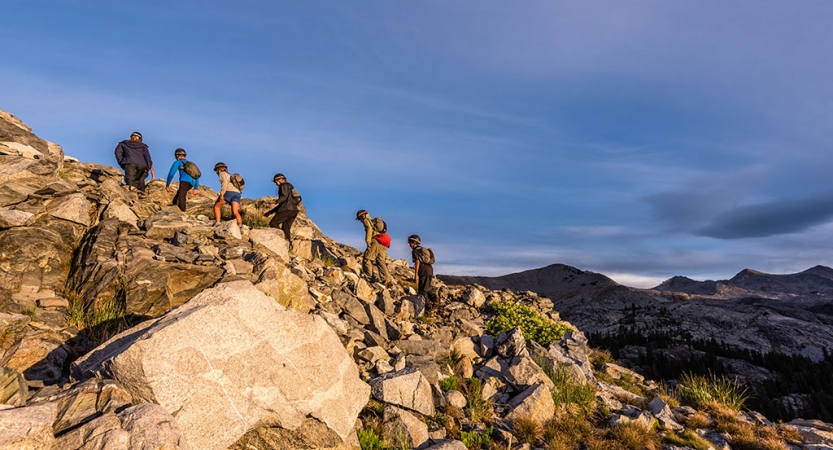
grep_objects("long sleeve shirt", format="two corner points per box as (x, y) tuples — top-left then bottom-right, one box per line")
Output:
(361, 215), (375, 246)
(114, 140), (152, 169)
(218, 171), (240, 196)
(165, 160), (200, 189)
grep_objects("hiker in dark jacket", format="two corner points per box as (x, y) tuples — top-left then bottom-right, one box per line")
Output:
(165, 148), (200, 212)
(408, 234), (436, 305)
(265, 173), (299, 244)
(356, 209), (391, 285)
(114, 131), (153, 192)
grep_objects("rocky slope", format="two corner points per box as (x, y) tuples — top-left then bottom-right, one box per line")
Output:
(2, 108), (832, 449)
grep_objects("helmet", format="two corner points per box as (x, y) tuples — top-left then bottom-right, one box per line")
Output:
(174, 148), (186, 157)
(407, 234), (421, 245)
(213, 162), (227, 172)
(355, 209), (368, 220)
(272, 173), (286, 182)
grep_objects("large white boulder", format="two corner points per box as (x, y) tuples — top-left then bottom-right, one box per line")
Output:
(249, 228), (290, 263)
(0, 402), (58, 449)
(72, 280), (370, 450)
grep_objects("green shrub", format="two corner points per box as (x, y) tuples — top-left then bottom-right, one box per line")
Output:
(447, 347), (464, 369)
(464, 378), (492, 422)
(65, 294), (86, 329)
(534, 356), (596, 413)
(485, 301), (571, 347)
(357, 428), (384, 450)
(680, 372), (750, 411)
(64, 281), (135, 346)
(243, 212), (270, 228)
(460, 426), (492, 449)
(440, 376), (461, 392)
(318, 254), (339, 267)
(363, 398), (386, 416)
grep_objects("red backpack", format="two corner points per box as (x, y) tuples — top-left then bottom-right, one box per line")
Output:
(373, 233), (391, 248)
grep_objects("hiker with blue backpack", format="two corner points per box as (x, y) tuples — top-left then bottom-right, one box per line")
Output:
(408, 234), (437, 305)
(165, 148), (200, 212)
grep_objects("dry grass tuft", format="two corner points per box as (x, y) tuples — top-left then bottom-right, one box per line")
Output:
(682, 412), (713, 429)
(513, 415), (542, 445)
(607, 422), (660, 450)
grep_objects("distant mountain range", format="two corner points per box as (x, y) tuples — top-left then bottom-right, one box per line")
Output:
(440, 264), (833, 420)
(440, 264), (833, 360)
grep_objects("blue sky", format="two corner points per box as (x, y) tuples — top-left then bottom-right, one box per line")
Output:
(3, 1), (833, 287)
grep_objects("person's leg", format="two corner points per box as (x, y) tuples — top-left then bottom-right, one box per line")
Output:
(270, 210), (291, 230)
(269, 211), (284, 229)
(281, 211), (298, 241)
(123, 164), (141, 189)
(175, 182), (191, 211)
(375, 244), (391, 284)
(214, 197), (226, 221)
(137, 168), (148, 192)
(362, 243), (377, 281)
(231, 201), (242, 225)
(419, 265), (436, 304)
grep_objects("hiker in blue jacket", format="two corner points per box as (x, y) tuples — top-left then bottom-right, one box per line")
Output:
(114, 131), (153, 193)
(165, 148), (200, 212)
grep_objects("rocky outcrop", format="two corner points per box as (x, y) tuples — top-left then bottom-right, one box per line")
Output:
(72, 281), (369, 450)
(67, 218), (224, 316)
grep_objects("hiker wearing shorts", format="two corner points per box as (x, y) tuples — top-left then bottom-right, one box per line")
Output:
(265, 173), (299, 245)
(213, 162), (242, 225)
(165, 148), (199, 212)
(356, 209), (391, 285)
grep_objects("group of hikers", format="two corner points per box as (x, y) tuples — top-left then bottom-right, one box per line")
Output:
(113, 131), (437, 303)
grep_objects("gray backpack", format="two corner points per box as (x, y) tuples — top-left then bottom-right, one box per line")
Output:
(230, 173), (245, 191)
(416, 246), (435, 265)
(181, 160), (201, 179)
(373, 217), (387, 234)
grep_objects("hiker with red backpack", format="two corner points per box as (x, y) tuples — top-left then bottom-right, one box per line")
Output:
(212, 162), (243, 226)
(165, 148), (200, 212)
(265, 173), (299, 246)
(408, 234), (437, 305)
(356, 209), (391, 285)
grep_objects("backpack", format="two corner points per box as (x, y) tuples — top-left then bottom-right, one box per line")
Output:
(373, 233), (391, 248)
(181, 160), (201, 179)
(372, 217), (387, 234)
(416, 246), (435, 265)
(230, 173), (245, 191)
(292, 188), (302, 204)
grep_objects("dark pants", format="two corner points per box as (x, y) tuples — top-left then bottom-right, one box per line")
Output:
(418, 264), (436, 303)
(172, 181), (192, 212)
(270, 210), (298, 241)
(123, 164), (147, 192)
